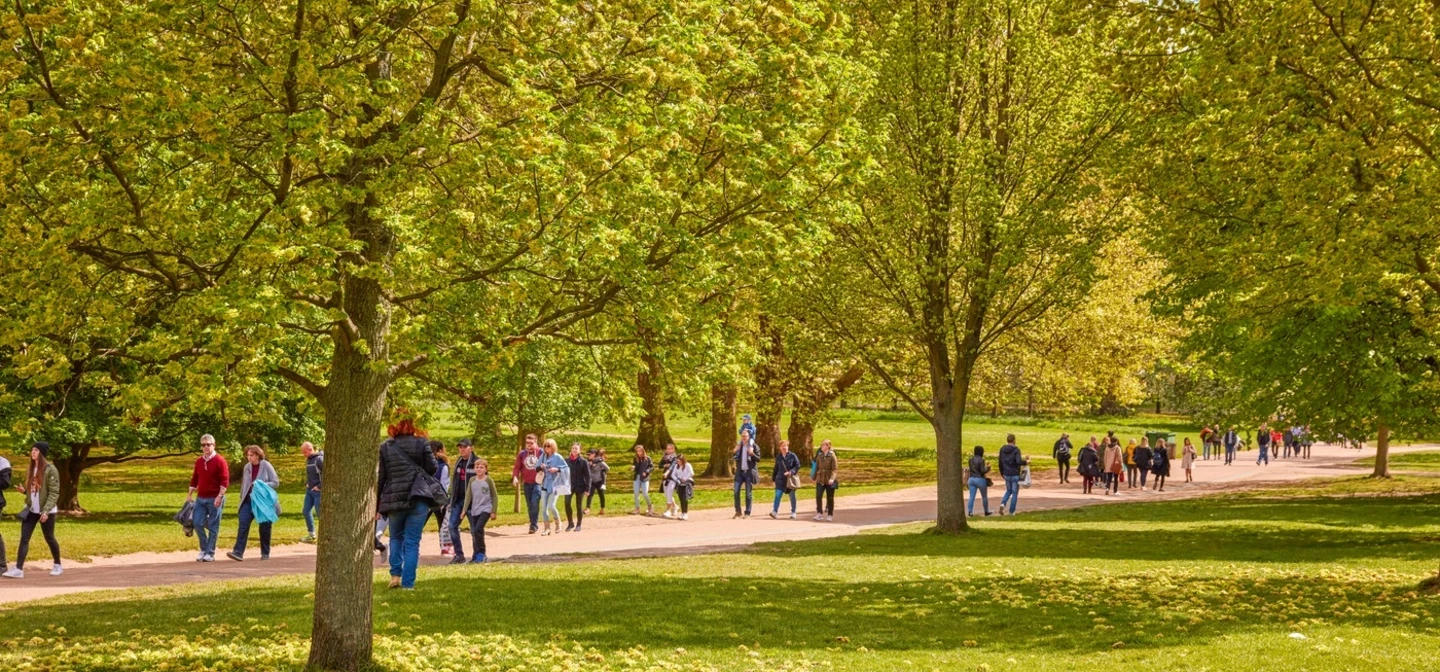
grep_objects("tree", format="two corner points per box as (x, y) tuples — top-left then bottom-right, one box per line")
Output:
(0, 1), (860, 668)
(1114, 0), (1440, 475)
(820, 0), (1125, 532)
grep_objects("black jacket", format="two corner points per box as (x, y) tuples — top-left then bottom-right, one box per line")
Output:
(967, 455), (990, 480)
(772, 451), (801, 487)
(376, 434), (439, 515)
(1078, 446), (1101, 477)
(305, 453), (325, 490)
(567, 455), (592, 493)
(633, 455), (653, 481)
(998, 444), (1024, 477)
(1052, 437), (1072, 459)
(1133, 446), (1153, 470)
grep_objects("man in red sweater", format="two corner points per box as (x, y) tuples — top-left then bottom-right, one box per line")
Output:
(512, 434), (542, 534)
(185, 434), (229, 562)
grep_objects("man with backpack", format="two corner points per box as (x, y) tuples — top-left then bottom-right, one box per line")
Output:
(1052, 434), (1072, 484)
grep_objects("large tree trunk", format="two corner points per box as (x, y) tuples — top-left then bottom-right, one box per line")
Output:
(53, 442), (91, 513)
(308, 186), (393, 669)
(932, 378), (967, 533)
(634, 352), (673, 452)
(787, 415), (817, 466)
(787, 364), (864, 465)
(704, 382), (737, 477)
(1371, 422), (1391, 478)
(753, 314), (788, 459)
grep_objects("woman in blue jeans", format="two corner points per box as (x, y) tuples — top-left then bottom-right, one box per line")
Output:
(966, 446), (992, 516)
(376, 417), (439, 589)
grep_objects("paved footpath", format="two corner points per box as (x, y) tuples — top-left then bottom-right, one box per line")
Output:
(0, 442), (1428, 605)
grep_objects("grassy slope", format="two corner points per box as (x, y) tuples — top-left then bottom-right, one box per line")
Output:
(25, 411), (1199, 560)
(1, 477), (1436, 671)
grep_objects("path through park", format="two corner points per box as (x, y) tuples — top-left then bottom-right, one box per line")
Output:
(0, 443), (1424, 605)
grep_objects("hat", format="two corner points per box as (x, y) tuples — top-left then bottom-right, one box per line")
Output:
(457, 438), (473, 447)
(587, 448), (598, 456)
(33, 441), (50, 458)
(742, 413), (752, 420)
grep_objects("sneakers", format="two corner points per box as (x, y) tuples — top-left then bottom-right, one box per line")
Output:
(680, 513), (688, 521)
(202, 554), (215, 562)
(448, 556), (467, 565)
(2, 568), (23, 579)
(472, 554), (487, 564)
(566, 523), (575, 531)
(743, 513), (750, 519)
(813, 514), (824, 521)
(789, 513), (795, 520)
(49, 564), (63, 576)
(662, 510), (673, 519)
(768, 511), (778, 519)
(528, 527), (537, 534)
(196, 552), (207, 562)
(826, 515), (833, 522)
(226, 551), (244, 562)
(301, 534), (316, 544)
(574, 525), (582, 532)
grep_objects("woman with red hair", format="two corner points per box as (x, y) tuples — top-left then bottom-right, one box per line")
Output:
(376, 413), (439, 589)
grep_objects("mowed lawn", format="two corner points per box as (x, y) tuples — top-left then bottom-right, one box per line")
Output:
(1, 477), (1436, 671)
(9, 410), (1197, 560)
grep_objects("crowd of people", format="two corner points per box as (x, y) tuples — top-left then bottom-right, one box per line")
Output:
(0, 415), (1315, 586)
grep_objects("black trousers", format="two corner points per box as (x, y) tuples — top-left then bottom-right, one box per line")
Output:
(17, 510), (60, 570)
(467, 512), (490, 558)
(1056, 457), (1070, 482)
(564, 493), (585, 526)
(677, 486), (690, 514)
(816, 484), (836, 515)
(586, 488), (606, 510)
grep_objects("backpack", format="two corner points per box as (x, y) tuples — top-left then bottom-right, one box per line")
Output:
(1055, 443), (1071, 460)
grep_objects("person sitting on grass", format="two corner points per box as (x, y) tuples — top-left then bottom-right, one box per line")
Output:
(460, 458), (499, 564)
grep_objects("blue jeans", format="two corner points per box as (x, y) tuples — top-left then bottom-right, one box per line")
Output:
(387, 501), (430, 588)
(1000, 475), (1020, 514)
(523, 483), (541, 530)
(772, 487), (796, 514)
(1258, 446), (1269, 464)
(232, 498), (271, 557)
(302, 489), (321, 535)
(967, 477), (989, 515)
(732, 474), (754, 514)
(633, 477), (651, 511)
(194, 497), (222, 555)
(446, 502), (465, 557)
(542, 490), (561, 523)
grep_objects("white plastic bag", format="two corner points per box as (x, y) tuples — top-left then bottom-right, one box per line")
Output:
(1019, 466), (1032, 489)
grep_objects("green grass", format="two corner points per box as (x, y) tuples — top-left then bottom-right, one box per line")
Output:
(2, 476), (1437, 671)
(1356, 450), (1440, 471)
(30, 409), (1191, 559)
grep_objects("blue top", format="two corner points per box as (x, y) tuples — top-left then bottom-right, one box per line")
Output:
(539, 453), (570, 492)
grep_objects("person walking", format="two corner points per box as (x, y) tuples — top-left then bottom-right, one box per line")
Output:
(1181, 437), (1197, 482)
(2, 442), (62, 578)
(1123, 439), (1138, 489)
(670, 454), (695, 520)
(564, 443), (591, 532)
(1103, 437), (1123, 495)
(429, 441), (453, 556)
(538, 439), (569, 536)
(376, 417), (440, 589)
(1301, 425), (1313, 459)
(512, 434), (543, 533)
(658, 443), (679, 518)
(226, 445), (279, 562)
(1078, 437), (1101, 495)
(1151, 440), (1171, 491)
(1133, 439), (1153, 491)
(0, 452), (9, 574)
(1199, 426), (1212, 460)
(997, 434), (1025, 515)
(445, 439), (480, 565)
(631, 445), (654, 515)
(300, 442), (323, 543)
(966, 446), (992, 517)
(460, 458), (499, 563)
(585, 448), (609, 516)
(732, 429), (760, 519)
(186, 434), (229, 563)
(1222, 426), (1239, 465)
(813, 439), (839, 521)
(1256, 424), (1271, 466)
(769, 440), (802, 519)
(1052, 433), (1072, 484)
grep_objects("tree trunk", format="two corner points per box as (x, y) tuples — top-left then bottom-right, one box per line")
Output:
(787, 415), (817, 466)
(1371, 422), (1391, 478)
(53, 442), (91, 513)
(932, 379), (967, 534)
(308, 185), (394, 669)
(787, 364), (864, 466)
(704, 382), (737, 477)
(753, 314), (788, 459)
(634, 352), (673, 452)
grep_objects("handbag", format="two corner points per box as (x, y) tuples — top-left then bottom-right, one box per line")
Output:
(551, 471), (572, 496)
(785, 473), (801, 492)
(408, 470), (448, 506)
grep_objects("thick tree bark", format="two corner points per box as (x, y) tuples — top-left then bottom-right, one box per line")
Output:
(1371, 422), (1391, 478)
(753, 314), (788, 459)
(634, 353), (673, 452)
(704, 382), (737, 477)
(787, 364), (864, 465)
(53, 442), (91, 513)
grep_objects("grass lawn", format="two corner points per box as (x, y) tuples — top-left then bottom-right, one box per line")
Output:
(1357, 450), (1440, 471)
(1, 476), (1436, 671)
(16, 410), (1196, 560)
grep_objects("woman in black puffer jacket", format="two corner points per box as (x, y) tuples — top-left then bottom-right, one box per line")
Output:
(377, 418), (439, 590)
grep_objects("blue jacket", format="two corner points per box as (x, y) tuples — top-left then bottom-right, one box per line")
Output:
(772, 451), (800, 487)
(539, 453), (570, 492)
(250, 480), (280, 524)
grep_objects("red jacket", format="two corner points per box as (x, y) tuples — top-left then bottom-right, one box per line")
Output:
(190, 453), (230, 499)
(512, 448), (542, 485)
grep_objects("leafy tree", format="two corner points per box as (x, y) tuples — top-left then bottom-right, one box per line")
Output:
(0, 1), (860, 669)
(820, 0), (1125, 532)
